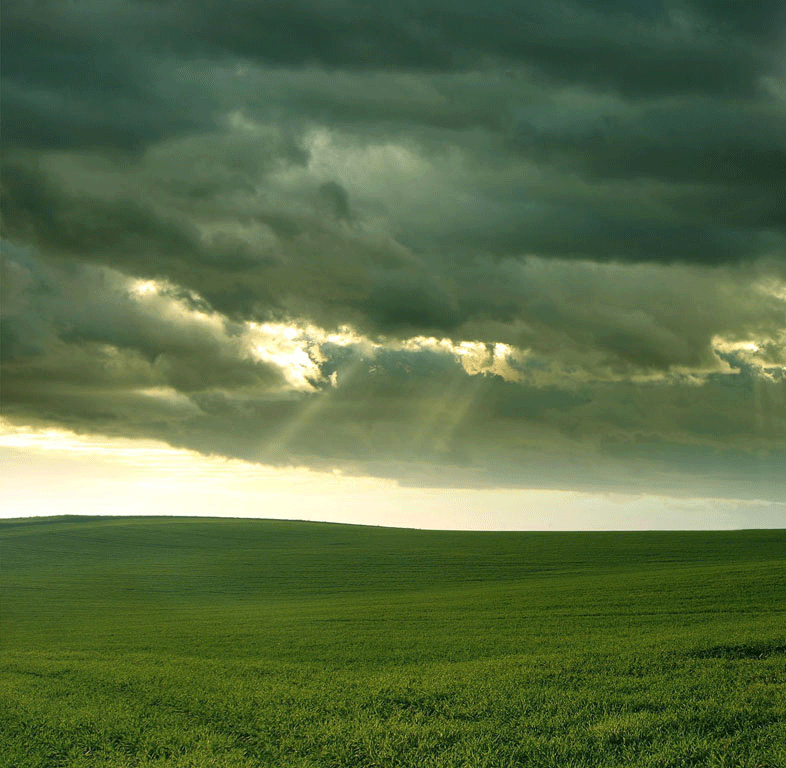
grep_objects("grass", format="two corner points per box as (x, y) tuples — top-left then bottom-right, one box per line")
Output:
(1, 516), (785, 767)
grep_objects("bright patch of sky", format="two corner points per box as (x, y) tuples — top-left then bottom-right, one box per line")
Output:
(128, 275), (784, 390)
(2, 420), (782, 530)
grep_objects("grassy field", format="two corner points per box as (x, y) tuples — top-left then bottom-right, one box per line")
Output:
(1, 516), (785, 767)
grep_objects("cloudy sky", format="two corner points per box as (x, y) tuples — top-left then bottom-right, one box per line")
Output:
(2, 0), (785, 528)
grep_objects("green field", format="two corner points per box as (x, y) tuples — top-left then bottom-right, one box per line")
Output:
(2, 516), (785, 767)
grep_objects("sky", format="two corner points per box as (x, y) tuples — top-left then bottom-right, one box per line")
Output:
(1, 0), (785, 529)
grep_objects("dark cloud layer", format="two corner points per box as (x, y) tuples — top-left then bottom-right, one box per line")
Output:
(2, 1), (784, 503)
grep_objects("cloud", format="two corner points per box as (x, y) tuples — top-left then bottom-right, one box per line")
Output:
(2, 1), (784, 505)
(3, 243), (784, 501)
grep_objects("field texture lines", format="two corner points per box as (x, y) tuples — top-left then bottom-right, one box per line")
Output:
(2, 517), (785, 767)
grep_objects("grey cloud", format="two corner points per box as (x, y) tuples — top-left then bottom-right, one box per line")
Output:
(3, 133), (783, 375)
(690, 0), (786, 44)
(4, 1), (780, 158)
(443, 256), (785, 377)
(318, 181), (351, 221)
(1, 0), (216, 153)
(149, 1), (775, 96)
(3, 1), (784, 281)
(1, 143), (429, 327)
(2, 0), (785, 504)
(435, 200), (778, 266)
(5, 287), (784, 501)
(364, 269), (461, 334)
(1, 161), (203, 267)
(511, 100), (786, 189)
(1, 251), (283, 404)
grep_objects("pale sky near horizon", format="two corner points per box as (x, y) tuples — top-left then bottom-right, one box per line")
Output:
(2, 1), (784, 528)
(1, 421), (783, 530)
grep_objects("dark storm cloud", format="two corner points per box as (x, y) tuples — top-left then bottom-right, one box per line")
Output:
(1, 162), (202, 264)
(1, 135), (783, 371)
(318, 181), (351, 222)
(4, 250), (784, 501)
(7, 145), (776, 372)
(4, 0), (782, 151)
(4, 0), (784, 270)
(108, 0), (778, 96)
(511, 99), (786, 188)
(1, 246), (283, 402)
(438, 203), (778, 266)
(1, 1), (210, 152)
(2, 0), (785, 501)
